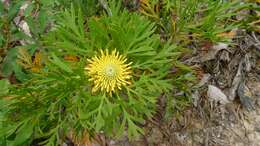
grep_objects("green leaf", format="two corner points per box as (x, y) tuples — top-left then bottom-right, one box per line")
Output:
(24, 4), (34, 17)
(13, 64), (29, 82)
(0, 79), (10, 96)
(127, 119), (143, 139)
(0, 2), (4, 16)
(50, 53), (73, 73)
(0, 34), (4, 47)
(1, 48), (18, 77)
(40, 0), (55, 6)
(38, 10), (48, 34)
(12, 120), (34, 146)
(95, 113), (105, 131)
(8, 2), (23, 21)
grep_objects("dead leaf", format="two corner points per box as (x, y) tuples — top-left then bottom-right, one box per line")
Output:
(17, 48), (43, 73)
(67, 130), (105, 146)
(193, 66), (205, 80)
(17, 48), (33, 69)
(237, 82), (254, 111)
(64, 55), (80, 62)
(219, 50), (230, 62)
(67, 130), (93, 146)
(192, 90), (200, 107)
(207, 85), (230, 104)
(13, 2), (32, 38)
(139, 0), (160, 20)
(228, 61), (243, 101)
(200, 43), (229, 62)
(2, 96), (14, 100)
(31, 51), (43, 73)
(2, 0), (9, 7)
(197, 73), (211, 87)
(217, 29), (237, 39)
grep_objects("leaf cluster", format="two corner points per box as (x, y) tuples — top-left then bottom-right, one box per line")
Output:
(0, 2), (184, 145)
(139, 0), (257, 43)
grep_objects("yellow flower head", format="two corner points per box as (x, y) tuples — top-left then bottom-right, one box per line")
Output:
(85, 49), (132, 95)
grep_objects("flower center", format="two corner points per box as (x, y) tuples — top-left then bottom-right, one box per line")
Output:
(103, 64), (117, 78)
